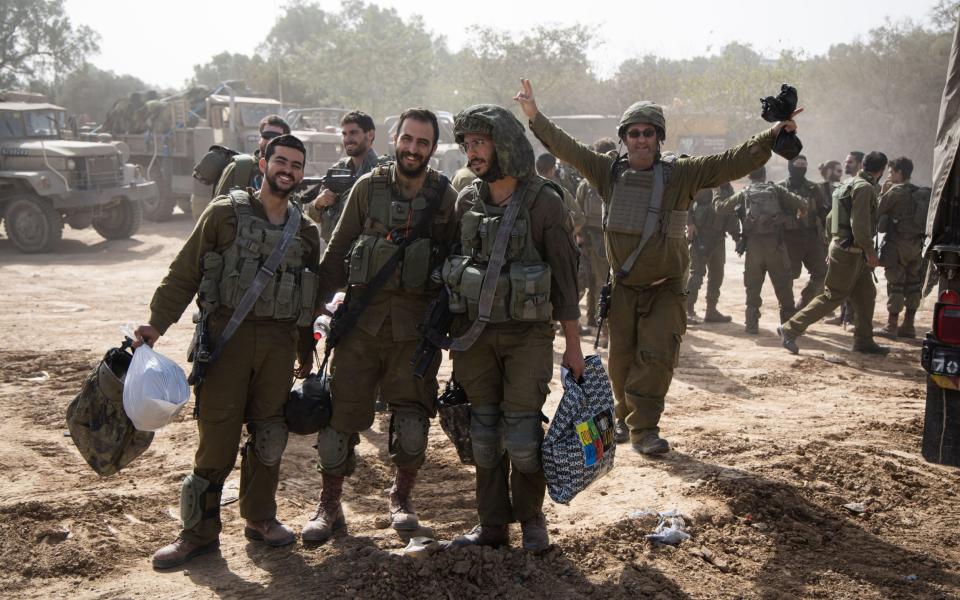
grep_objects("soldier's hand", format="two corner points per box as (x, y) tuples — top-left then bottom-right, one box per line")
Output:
(513, 79), (540, 121)
(294, 358), (313, 379)
(773, 107), (803, 135)
(562, 345), (586, 382)
(314, 188), (337, 208)
(133, 324), (160, 348)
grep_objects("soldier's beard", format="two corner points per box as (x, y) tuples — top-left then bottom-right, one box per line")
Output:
(479, 160), (503, 183)
(266, 173), (295, 197)
(346, 141), (368, 157)
(395, 150), (429, 178)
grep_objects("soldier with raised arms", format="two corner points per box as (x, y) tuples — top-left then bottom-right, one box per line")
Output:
(516, 78), (800, 454)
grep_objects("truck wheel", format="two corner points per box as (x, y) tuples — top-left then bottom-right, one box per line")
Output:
(93, 196), (143, 240)
(141, 190), (176, 222)
(3, 195), (63, 253)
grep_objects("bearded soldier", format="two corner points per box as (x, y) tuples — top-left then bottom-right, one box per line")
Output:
(516, 78), (799, 453)
(686, 182), (737, 324)
(135, 135), (321, 568)
(780, 151), (890, 355)
(778, 155), (828, 311)
(716, 167), (808, 333)
(577, 138), (617, 331)
(302, 109), (459, 543)
(876, 156), (928, 338)
(307, 111), (383, 241)
(442, 104), (583, 551)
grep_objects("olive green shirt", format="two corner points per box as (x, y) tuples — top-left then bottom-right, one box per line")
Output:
(778, 177), (826, 232)
(307, 148), (382, 239)
(848, 171), (881, 259)
(529, 111), (776, 287)
(878, 182), (919, 239)
(316, 165), (459, 342)
(149, 190), (323, 360)
(455, 177), (581, 322)
(716, 182), (809, 224)
(213, 151), (261, 198)
(451, 166), (477, 193)
(560, 185), (587, 235)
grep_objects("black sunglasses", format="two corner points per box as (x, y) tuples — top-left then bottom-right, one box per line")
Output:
(261, 130), (282, 140)
(626, 128), (657, 139)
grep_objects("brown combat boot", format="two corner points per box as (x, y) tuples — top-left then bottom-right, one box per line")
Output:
(244, 518), (296, 547)
(444, 524), (510, 549)
(704, 301), (732, 323)
(302, 473), (346, 543)
(897, 309), (917, 338)
(876, 312), (899, 338)
(521, 512), (550, 552)
(388, 468), (419, 531)
(852, 338), (890, 355)
(151, 536), (219, 569)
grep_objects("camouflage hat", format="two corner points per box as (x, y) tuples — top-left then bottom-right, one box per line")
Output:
(454, 104), (535, 181)
(618, 101), (666, 140)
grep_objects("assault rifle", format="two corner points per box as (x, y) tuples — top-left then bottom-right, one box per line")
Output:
(734, 199), (748, 256)
(296, 167), (358, 204)
(411, 287), (455, 378)
(186, 301), (213, 418)
(595, 272), (612, 350)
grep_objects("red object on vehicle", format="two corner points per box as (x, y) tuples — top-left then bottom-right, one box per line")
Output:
(934, 289), (960, 344)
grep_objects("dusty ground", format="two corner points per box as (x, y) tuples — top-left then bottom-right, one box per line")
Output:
(1, 214), (957, 599)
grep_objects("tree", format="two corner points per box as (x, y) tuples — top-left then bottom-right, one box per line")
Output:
(54, 65), (150, 124)
(0, 0), (99, 88)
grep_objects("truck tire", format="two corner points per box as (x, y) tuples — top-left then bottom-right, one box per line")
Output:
(141, 191), (176, 222)
(93, 196), (143, 240)
(3, 195), (63, 253)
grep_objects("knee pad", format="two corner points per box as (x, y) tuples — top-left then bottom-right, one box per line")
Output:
(389, 411), (429, 460)
(503, 411), (544, 474)
(317, 426), (353, 472)
(180, 472), (221, 529)
(470, 404), (503, 469)
(252, 422), (289, 467)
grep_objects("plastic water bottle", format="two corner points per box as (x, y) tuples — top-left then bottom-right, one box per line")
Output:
(313, 315), (331, 341)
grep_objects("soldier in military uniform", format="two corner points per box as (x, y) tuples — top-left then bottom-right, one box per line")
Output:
(302, 109), (459, 543)
(844, 151), (865, 179)
(451, 165), (477, 192)
(135, 135), (321, 568)
(716, 167), (807, 333)
(536, 152), (587, 236)
(577, 139), (617, 330)
(192, 115), (290, 220)
(306, 111), (383, 241)
(818, 159), (842, 215)
(686, 182), (737, 324)
(876, 156), (927, 338)
(780, 152), (890, 355)
(442, 104), (582, 552)
(779, 155), (829, 311)
(516, 79), (799, 454)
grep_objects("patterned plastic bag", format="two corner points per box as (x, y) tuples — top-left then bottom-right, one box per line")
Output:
(542, 354), (616, 504)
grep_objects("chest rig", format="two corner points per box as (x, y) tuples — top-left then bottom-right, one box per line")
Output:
(197, 190), (317, 326)
(742, 182), (785, 235)
(346, 165), (445, 291)
(442, 180), (555, 324)
(603, 156), (686, 239)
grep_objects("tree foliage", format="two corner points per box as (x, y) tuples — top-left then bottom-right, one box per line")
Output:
(0, 0), (99, 88)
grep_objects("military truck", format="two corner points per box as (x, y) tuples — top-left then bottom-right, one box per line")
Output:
(0, 97), (157, 253)
(102, 85), (341, 221)
(284, 107), (348, 175)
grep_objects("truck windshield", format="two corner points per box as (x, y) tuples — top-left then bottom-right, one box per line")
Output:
(0, 111), (26, 138)
(239, 104), (279, 128)
(24, 110), (62, 138)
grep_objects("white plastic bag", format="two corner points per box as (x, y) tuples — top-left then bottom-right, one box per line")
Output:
(122, 343), (190, 431)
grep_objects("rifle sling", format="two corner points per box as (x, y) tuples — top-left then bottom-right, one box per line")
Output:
(615, 162), (664, 282)
(446, 182), (527, 352)
(210, 194), (301, 364)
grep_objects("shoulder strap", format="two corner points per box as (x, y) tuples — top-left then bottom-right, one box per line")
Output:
(209, 201), (301, 363)
(615, 162), (665, 281)
(233, 154), (256, 189)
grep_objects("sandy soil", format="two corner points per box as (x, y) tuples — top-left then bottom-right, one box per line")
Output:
(0, 214), (957, 599)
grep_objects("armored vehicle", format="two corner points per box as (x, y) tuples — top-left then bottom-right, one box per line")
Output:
(0, 99), (157, 253)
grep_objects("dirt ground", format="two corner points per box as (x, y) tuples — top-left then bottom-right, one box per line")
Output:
(1, 213), (958, 600)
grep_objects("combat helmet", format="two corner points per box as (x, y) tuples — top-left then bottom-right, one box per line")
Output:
(454, 104), (535, 181)
(618, 101), (666, 141)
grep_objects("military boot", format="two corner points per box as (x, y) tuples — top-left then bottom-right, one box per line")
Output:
(244, 518), (296, 547)
(686, 303), (701, 325)
(151, 537), (219, 570)
(823, 314), (844, 326)
(897, 309), (917, 338)
(876, 312), (899, 338)
(302, 473), (346, 543)
(852, 338), (890, 355)
(444, 524), (510, 549)
(744, 308), (760, 335)
(632, 431), (670, 455)
(614, 418), (629, 443)
(388, 468), (419, 531)
(704, 301), (732, 323)
(521, 512), (550, 552)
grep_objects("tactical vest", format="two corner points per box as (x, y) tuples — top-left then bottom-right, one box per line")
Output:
(581, 183), (604, 230)
(442, 180), (555, 324)
(742, 182), (785, 235)
(603, 157), (686, 240)
(831, 179), (878, 239)
(197, 191), (318, 327)
(781, 180), (816, 231)
(346, 165), (445, 291)
(889, 183), (931, 239)
(690, 189), (717, 231)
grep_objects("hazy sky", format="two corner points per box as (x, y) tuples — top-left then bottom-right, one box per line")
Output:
(64, 0), (940, 89)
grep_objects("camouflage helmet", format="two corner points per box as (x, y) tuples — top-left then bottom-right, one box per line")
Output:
(454, 104), (535, 181)
(618, 101), (666, 141)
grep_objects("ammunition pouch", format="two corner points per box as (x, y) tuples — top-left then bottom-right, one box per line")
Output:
(443, 257), (552, 323)
(347, 234), (433, 291)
